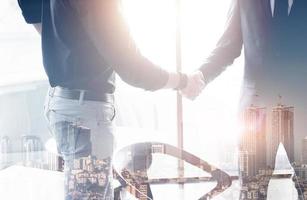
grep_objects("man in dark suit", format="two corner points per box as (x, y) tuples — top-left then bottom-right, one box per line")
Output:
(188, 0), (307, 199)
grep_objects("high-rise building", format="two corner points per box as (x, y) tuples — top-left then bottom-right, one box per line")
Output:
(240, 105), (267, 176)
(294, 164), (307, 180)
(302, 137), (307, 164)
(270, 104), (294, 166)
(239, 150), (256, 177)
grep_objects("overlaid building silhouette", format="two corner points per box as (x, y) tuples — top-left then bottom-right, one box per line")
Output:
(240, 105), (267, 177)
(270, 104), (294, 167)
(302, 137), (307, 164)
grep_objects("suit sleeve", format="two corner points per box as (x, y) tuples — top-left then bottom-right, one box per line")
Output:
(69, 0), (169, 91)
(199, 0), (243, 84)
(17, 0), (42, 24)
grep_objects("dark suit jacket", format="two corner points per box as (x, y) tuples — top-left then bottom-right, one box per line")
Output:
(199, 0), (307, 162)
(199, 0), (307, 101)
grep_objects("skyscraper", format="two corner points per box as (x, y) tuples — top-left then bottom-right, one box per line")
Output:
(240, 105), (267, 176)
(239, 150), (256, 178)
(270, 104), (294, 166)
(302, 137), (307, 164)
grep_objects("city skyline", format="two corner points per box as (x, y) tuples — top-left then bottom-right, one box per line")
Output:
(238, 101), (307, 199)
(240, 100), (299, 167)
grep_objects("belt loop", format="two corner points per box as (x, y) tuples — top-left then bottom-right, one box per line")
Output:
(79, 90), (85, 105)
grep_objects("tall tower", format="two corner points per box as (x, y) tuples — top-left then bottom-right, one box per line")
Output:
(270, 104), (294, 166)
(240, 105), (267, 176)
(302, 137), (307, 164)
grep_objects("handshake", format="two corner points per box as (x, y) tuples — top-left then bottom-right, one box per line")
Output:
(166, 71), (206, 100)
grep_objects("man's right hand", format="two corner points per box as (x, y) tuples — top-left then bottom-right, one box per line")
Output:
(180, 71), (206, 100)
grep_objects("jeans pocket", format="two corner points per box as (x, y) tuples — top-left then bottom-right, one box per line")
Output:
(52, 121), (92, 160)
(96, 103), (116, 125)
(109, 105), (116, 122)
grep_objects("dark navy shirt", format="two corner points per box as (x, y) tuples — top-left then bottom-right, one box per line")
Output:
(18, 0), (169, 93)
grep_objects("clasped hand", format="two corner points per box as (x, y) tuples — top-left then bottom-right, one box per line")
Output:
(180, 71), (206, 100)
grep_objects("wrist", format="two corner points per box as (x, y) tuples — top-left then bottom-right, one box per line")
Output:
(163, 72), (179, 89)
(163, 72), (188, 90)
(174, 72), (188, 90)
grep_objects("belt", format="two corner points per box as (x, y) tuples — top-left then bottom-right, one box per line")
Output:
(50, 87), (114, 103)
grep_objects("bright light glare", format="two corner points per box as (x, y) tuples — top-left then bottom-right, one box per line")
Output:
(120, 0), (244, 164)
(45, 138), (58, 154)
(121, 0), (176, 69)
(0, 0), (46, 86)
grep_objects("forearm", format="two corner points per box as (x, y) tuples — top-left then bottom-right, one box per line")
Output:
(114, 54), (170, 91)
(71, 0), (174, 91)
(199, 41), (242, 84)
(199, 0), (243, 84)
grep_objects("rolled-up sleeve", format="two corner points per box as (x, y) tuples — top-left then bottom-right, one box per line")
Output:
(69, 0), (169, 91)
(17, 0), (42, 24)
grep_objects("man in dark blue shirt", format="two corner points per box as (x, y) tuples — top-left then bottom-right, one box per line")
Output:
(17, 0), (205, 199)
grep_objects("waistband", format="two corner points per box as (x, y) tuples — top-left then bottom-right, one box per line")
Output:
(49, 86), (114, 103)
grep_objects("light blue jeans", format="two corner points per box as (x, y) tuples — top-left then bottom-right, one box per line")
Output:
(44, 87), (115, 200)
